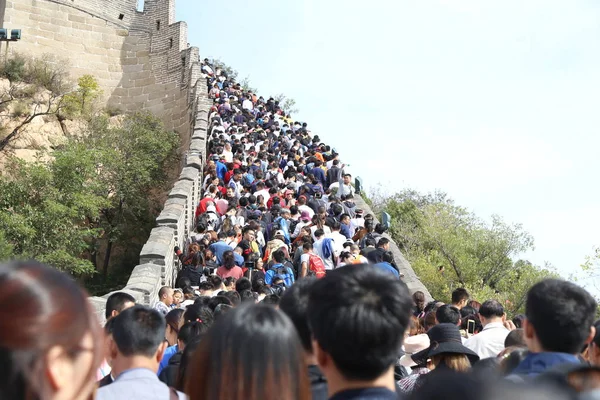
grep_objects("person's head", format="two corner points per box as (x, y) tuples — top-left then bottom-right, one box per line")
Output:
(504, 329), (527, 348)
(185, 304), (309, 399)
(343, 173), (351, 185)
(280, 278), (318, 356)
(412, 291), (426, 313)
(173, 290), (183, 306)
(209, 275), (224, 291)
(222, 251), (236, 270)
(110, 306), (168, 372)
(412, 323), (479, 372)
(512, 314), (525, 329)
(0, 261), (103, 400)
(105, 292), (136, 320)
(262, 294), (281, 306)
(235, 277), (252, 293)
(307, 266), (413, 384)
(479, 300), (505, 325)
(198, 282), (214, 297)
(423, 311), (437, 331)
(436, 305), (461, 326)
(177, 321), (206, 352)
(451, 288), (470, 309)
(377, 237), (390, 250)
(273, 248), (285, 264)
(159, 286), (175, 306)
(165, 308), (185, 347)
(223, 277), (236, 291)
(524, 279), (597, 354)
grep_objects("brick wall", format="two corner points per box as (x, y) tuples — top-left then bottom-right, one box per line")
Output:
(0, 0), (199, 136)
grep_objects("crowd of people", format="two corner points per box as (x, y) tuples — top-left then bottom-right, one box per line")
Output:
(2, 60), (600, 400)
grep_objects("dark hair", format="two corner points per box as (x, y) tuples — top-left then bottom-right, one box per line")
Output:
(307, 265), (413, 381)
(377, 237), (389, 248)
(460, 306), (477, 319)
(176, 338), (202, 391)
(165, 308), (185, 335)
(213, 303), (233, 320)
(451, 288), (470, 304)
(526, 279), (596, 353)
(222, 250), (236, 270)
(235, 277), (252, 292)
(185, 304), (309, 399)
(262, 294), (281, 305)
(112, 305), (166, 357)
(279, 278), (317, 353)
(223, 277), (236, 288)
(222, 291), (241, 306)
(184, 304), (214, 327)
(273, 248), (285, 263)
(412, 291), (426, 313)
(105, 292), (136, 320)
(512, 314), (525, 329)
(479, 300), (504, 319)
(208, 295), (232, 312)
(436, 305), (461, 325)
(239, 289), (256, 303)
(501, 348), (529, 375)
(209, 275), (223, 289)
(0, 261), (103, 399)
(178, 322), (207, 346)
(504, 329), (526, 348)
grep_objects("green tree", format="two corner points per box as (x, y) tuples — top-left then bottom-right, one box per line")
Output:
(274, 93), (299, 115)
(209, 58), (239, 81)
(80, 112), (180, 274)
(61, 74), (103, 118)
(0, 153), (108, 275)
(374, 188), (556, 315)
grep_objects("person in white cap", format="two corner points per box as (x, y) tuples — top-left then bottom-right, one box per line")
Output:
(397, 333), (431, 394)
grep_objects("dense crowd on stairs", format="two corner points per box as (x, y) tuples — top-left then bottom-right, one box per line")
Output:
(2, 59), (600, 400)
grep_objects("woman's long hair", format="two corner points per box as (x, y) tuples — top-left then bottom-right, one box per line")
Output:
(0, 261), (103, 399)
(185, 304), (310, 400)
(222, 250), (236, 270)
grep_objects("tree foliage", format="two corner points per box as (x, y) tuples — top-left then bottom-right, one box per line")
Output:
(274, 93), (299, 115)
(372, 189), (557, 315)
(0, 112), (180, 279)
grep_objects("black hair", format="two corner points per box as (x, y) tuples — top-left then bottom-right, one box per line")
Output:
(364, 237), (376, 247)
(183, 303), (214, 327)
(262, 294), (280, 305)
(239, 289), (257, 303)
(451, 288), (470, 304)
(377, 238), (389, 248)
(208, 295), (233, 312)
(382, 251), (394, 264)
(222, 291), (241, 306)
(504, 329), (526, 348)
(111, 305), (166, 357)
(199, 282), (214, 291)
(178, 321), (207, 346)
(436, 305), (461, 325)
(512, 314), (525, 329)
(176, 338), (202, 391)
(105, 292), (136, 319)
(209, 275), (223, 289)
(460, 306), (477, 319)
(279, 278), (318, 353)
(104, 317), (115, 335)
(526, 279), (596, 353)
(177, 277), (192, 289)
(273, 249), (285, 263)
(479, 300), (504, 319)
(235, 277), (252, 292)
(307, 265), (413, 381)
(185, 304), (308, 399)
(213, 303), (233, 321)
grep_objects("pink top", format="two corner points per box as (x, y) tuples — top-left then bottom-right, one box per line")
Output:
(216, 266), (244, 279)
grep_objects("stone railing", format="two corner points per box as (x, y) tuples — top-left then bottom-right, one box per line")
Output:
(89, 78), (211, 323)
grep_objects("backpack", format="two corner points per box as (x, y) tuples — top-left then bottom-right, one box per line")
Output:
(270, 263), (293, 287)
(308, 254), (326, 278)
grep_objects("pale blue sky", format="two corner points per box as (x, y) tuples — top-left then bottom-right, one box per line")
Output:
(177, 0), (600, 280)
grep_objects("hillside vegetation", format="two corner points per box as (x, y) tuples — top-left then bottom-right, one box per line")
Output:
(0, 54), (180, 293)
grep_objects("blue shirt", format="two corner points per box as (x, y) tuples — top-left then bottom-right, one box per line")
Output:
(209, 241), (232, 264)
(510, 352), (581, 377)
(375, 262), (400, 278)
(265, 264), (295, 287)
(234, 252), (245, 267)
(215, 161), (227, 181)
(157, 345), (178, 375)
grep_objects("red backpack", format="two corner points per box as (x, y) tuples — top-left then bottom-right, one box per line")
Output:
(308, 254), (326, 279)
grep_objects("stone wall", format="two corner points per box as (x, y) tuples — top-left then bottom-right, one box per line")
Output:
(89, 78), (211, 324)
(0, 0), (200, 136)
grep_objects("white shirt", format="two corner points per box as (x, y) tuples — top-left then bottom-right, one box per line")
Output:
(242, 99), (253, 110)
(464, 321), (509, 359)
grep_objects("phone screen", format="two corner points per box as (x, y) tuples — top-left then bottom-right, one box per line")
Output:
(467, 319), (475, 335)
